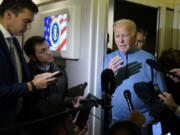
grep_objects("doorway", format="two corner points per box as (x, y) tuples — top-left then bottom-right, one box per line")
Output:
(112, 0), (158, 55)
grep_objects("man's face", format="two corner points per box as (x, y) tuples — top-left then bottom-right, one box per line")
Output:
(34, 41), (54, 65)
(7, 8), (35, 36)
(114, 23), (136, 54)
(135, 32), (145, 49)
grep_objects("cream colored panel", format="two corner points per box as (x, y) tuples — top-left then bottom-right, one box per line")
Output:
(127, 0), (174, 9)
(127, 0), (166, 57)
(164, 10), (174, 50)
(173, 5), (180, 49)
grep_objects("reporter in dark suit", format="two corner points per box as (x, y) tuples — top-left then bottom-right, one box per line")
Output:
(0, 0), (59, 129)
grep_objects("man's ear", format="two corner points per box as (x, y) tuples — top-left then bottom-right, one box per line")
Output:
(28, 55), (36, 61)
(4, 10), (13, 20)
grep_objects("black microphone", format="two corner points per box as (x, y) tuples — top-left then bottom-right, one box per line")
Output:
(101, 69), (115, 132)
(79, 94), (102, 106)
(146, 59), (161, 71)
(101, 69), (115, 95)
(146, 59), (180, 79)
(124, 90), (134, 113)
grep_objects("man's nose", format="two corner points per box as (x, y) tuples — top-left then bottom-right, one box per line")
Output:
(46, 49), (52, 55)
(119, 36), (124, 43)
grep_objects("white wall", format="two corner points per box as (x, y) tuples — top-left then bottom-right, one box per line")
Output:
(24, 0), (108, 135)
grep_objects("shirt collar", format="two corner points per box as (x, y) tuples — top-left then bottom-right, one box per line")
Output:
(0, 23), (14, 39)
(36, 63), (51, 72)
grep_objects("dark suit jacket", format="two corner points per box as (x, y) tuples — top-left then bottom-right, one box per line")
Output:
(0, 31), (31, 128)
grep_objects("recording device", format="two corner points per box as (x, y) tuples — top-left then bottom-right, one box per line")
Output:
(153, 84), (166, 99)
(124, 90), (134, 113)
(101, 69), (115, 95)
(101, 69), (115, 131)
(153, 84), (163, 95)
(67, 82), (87, 97)
(146, 59), (180, 79)
(75, 93), (102, 129)
(0, 93), (101, 133)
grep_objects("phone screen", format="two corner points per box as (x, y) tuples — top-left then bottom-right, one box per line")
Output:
(152, 122), (162, 135)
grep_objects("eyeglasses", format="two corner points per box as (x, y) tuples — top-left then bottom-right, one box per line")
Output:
(38, 47), (50, 55)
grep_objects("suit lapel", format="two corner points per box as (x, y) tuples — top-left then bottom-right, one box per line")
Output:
(0, 31), (15, 68)
(0, 31), (31, 81)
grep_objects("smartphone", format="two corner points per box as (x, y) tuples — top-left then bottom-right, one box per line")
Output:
(153, 84), (166, 98)
(153, 84), (162, 95)
(53, 72), (62, 78)
(152, 122), (162, 135)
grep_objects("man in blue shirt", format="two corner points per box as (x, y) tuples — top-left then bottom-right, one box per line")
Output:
(103, 19), (166, 135)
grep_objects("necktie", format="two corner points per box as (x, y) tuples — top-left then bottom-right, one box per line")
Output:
(8, 38), (17, 72)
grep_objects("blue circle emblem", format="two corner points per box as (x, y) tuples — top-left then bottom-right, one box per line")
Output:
(51, 23), (59, 44)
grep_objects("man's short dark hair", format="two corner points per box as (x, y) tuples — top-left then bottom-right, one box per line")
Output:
(0, 0), (38, 17)
(137, 28), (147, 40)
(24, 36), (46, 56)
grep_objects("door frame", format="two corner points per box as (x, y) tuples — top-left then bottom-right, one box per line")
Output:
(108, 0), (167, 57)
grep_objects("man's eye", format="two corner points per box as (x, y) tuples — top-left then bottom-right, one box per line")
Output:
(24, 20), (31, 24)
(115, 35), (119, 38)
(123, 34), (129, 37)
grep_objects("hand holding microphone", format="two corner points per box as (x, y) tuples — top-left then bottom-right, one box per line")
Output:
(146, 59), (180, 80)
(123, 90), (146, 126)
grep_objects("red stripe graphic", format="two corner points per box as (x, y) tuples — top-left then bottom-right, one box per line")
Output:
(61, 26), (67, 35)
(57, 39), (67, 51)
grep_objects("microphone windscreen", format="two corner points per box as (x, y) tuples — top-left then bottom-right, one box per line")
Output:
(123, 90), (134, 112)
(124, 90), (131, 98)
(134, 82), (154, 106)
(101, 69), (114, 93)
(146, 59), (161, 71)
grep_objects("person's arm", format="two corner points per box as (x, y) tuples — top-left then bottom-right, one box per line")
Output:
(107, 56), (123, 73)
(30, 71), (60, 90)
(0, 71), (60, 98)
(159, 92), (180, 118)
(167, 68), (180, 83)
(0, 83), (30, 98)
(128, 110), (146, 127)
(159, 92), (178, 112)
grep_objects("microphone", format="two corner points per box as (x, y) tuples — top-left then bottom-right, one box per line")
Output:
(124, 90), (134, 113)
(101, 69), (115, 132)
(79, 94), (102, 106)
(101, 69), (115, 95)
(146, 59), (180, 79)
(146, 59), (161, 71)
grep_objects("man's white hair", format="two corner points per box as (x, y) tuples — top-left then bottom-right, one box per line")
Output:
(113, 19), (137, 33)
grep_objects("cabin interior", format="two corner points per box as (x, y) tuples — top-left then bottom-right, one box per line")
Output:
(1, 0), (180, 134)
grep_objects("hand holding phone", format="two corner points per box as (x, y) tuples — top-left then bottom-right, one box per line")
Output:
(51, 71), (62, 78)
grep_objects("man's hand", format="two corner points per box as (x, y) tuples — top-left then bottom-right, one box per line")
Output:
(32, 71), (60, 90)
(72, 96), (84, 108)
(159, 92), (178, 112)
(108, 56), (123, 73)
(114, 62), (142, 87)
(167, 68), (180, 83)
(128, 110), (145, 127)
